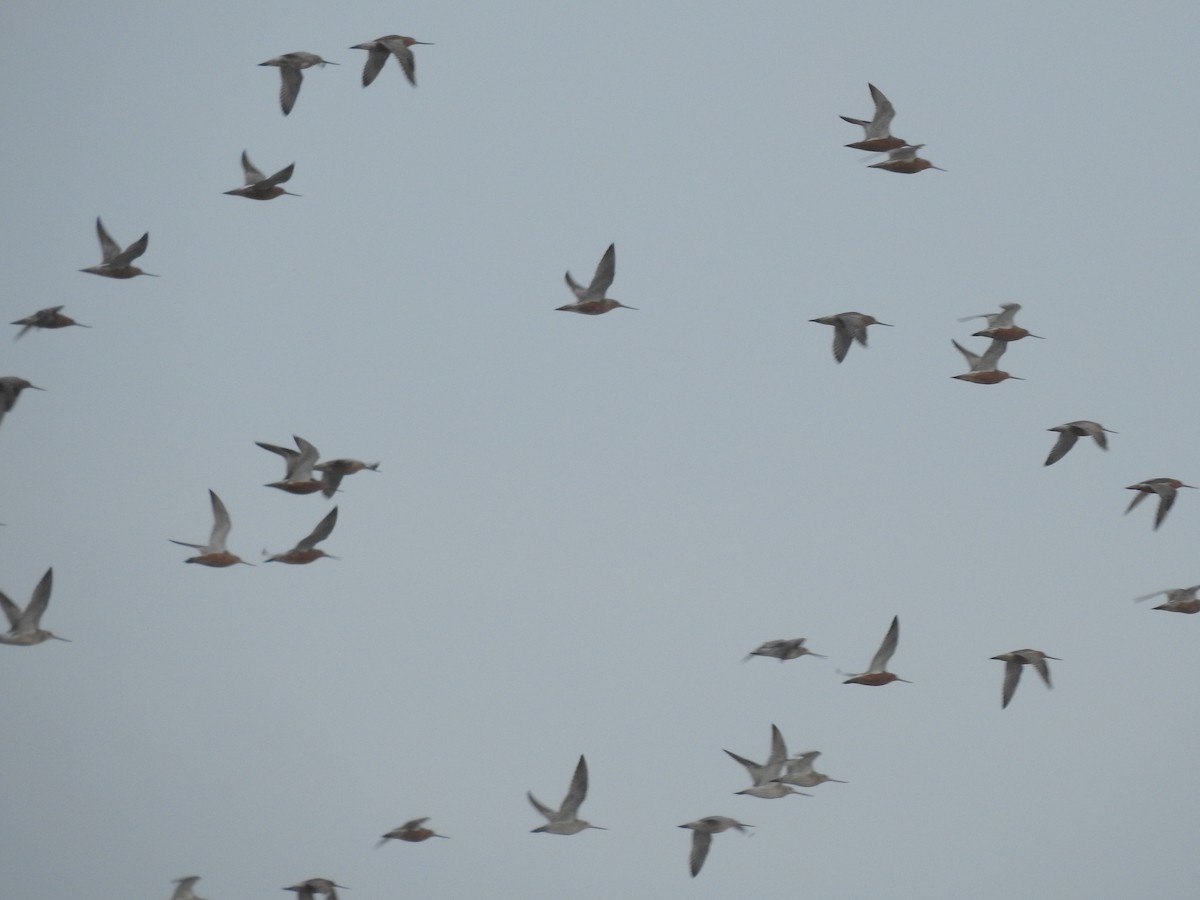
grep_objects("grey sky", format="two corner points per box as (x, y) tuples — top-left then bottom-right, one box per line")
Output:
(3, 1), (1199, 897)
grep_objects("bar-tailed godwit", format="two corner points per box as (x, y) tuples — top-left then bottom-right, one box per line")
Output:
(80, 217), (156, 278)
(1044, 421), (1115, 466)
(12, 306), (90, 339)
(951, 338), (1022, 384)
(351, 35), (433, 87)
(678, 817), (752, 877)
(869, 144), (945, 174)
(1125, 478), (1196, 530)
(843, 615), (908, 685)
(0, 568), (68, 646)
(528, 754), (605, 834)
(169, 490), (252, 566)
(810, 312), (891, 362)
(225, 151), (299, 200)
(840, 83), (907, 151)
(1133, 585), (1200, 614)
(558, 243), (635, 315)
(377, 817), (450, 846)
(259, 52), (337, 115)
(991, 649), (1059, 708)
(959, 303), (1042, 342)
(725, 724), (812, 798)
(264, 507), (339, 564)
(743, 637), (825, 662)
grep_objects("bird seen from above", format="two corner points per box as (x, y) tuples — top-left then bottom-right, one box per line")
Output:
(991, 649), (1060, 709)
(810, 312), (891, 363)
(1124, 478), (1195, 530)
(259, 52), (337, 115)
(351, 35), (433, 87)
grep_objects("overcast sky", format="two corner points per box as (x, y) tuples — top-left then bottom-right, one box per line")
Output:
(3, 1), (1199, 898)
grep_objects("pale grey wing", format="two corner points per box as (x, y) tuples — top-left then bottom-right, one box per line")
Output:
(1125, 490), (1148, 514)
(888, 144), (921, 161)
(564, 270), (588, 299)
(0, 588), (22, 629)
(320, 469), (345, 498)
(991, 304), (1020, 327)
(866, 83), (896, 138)
(787, 751), (820, 774)
(689, 829), (713, 877)
(401, 816), (430, 830)
(763, 724), (787, 781)
(839, 115), (871, 130)
(280, 66), (303, 115)
(257, 441), (299, 477)
(240, 150), (266, 185)
(527, 790), (555, 821)
(844, 315), (870, 347)
(956, 312), (995, 324)
(951, 339), (981, 369)
(1131, 588), (1167, 603)
(1044, 430), (1078, 466)
(1001, 660), (1022, 708)
(20, 567), (53, 630)
(291, 436), (320, 479)
(169, 539), (206, 550)
(95, 217), (121, 262)
(361, 46), (389, 86)
(979, 339), (1008, 370)
(830, 323), (852, 363)
(723, 749), (763, 783)
(1153, 488), (1177, 529)
(208, 490), (232, 550)
(586, 244), (616, 299)
(384, 41), (417, 85)
(1089, 425), (1110, 450)
(110, 231), (149, 267)
(297, 507), (338, 550)
(868, 616), (900, 672)
(263, 163), (296, 187)
(561, 755), (588, 817)
(1031, 656), (1053, 689)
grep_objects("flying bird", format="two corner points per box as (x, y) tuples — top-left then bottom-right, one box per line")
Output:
(743, 637), (825, 662)
(842, 615), (908, 685)
(959, 303), (1042, 342)
(528, 754), (605, 834)
(724, 723), (812, 799)
(840, 83), (907, 151)
(809, 312), (891, 363)
(1125, 478), (1196, 530)
(257, 436), (329, 495)
(259, 52), (337, 115)
(558, 243), (636, 315)
(80, 217), (156, 278)
(283, 879), (345, 900)
(0, 568), (68, 647)
(169, 490), (252, 567)
(225, 151), (299, 200)
(869, 144), (945, 174)
(1044, 421), (1116, 466)
(11, 306), (90, 340)
(0, 377), (45, 430)
(377, 817), (450, 846)
(351, 35), (433, 87)
(264, 507), (339, 564)
(313, 458), (379, 498)
(678, 817), (752, 878)
(772, 750), (847, 788)
(951, 338), (1022, 384)
(1133, 585), (1200, 614)
(991, 649), (1060, 708)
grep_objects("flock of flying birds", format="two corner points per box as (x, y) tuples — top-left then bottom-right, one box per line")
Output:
(3, 51), (1196, 894)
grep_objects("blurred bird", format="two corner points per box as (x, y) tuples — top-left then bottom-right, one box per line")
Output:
(959, 303), (1042, 342)
(259, 52), (337, 115)
(773, 750), (847, 788)
(80, 217), (156, 278)
(1044, 421), (1115, 466)
(951, 338), (1022, 384)
(725, 723), (812, 799)
(283, 878), (345, 900)
(869, 144), (945, 174)
(170, 490), (252, 567)
(1133, 585), (1200, 614)
(377, 817), (450, 846)
(809, 312), (891, 363)
(169, 876), (206, 900)
(991, 649), (1059, 708)
(257, 436), (328, 495)
(528, 754), (605, 834)
(842, 615), (908, 685)
(351, 35), (433, 87)
(678, 817), (752, 878)
(11, 306), (90, 340)
(264, 507), (339, 564)
(0, 568), (68, 646)
(314, 458), (379, 498)
(225, 151), (299, 200)
(840, 83), (907, 151)
(0, 377), (45, 430)
(558, 243), (635, 315)
(743, 637), (825, 662)
(1125, 478), (1196, 530)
